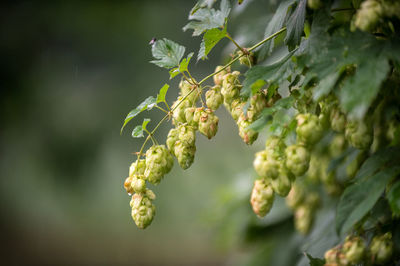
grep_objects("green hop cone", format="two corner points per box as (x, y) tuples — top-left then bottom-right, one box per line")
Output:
(324, 246), (341, 265)
(230, 99), (245, 121)
(330, 106), (347, 133)
(198, 109), (219, 139)
(294, 204), (313, 234)
(253, 150), (280, 180)
(342, 236), (365, 264)
(144, 145), (174, 185)
(329, 134), (347, 157)
(174, 140), (196, 170)
(124, 176), (134, 194)
(265, 136), (286, 153)
(171, 97), (190, 125)
(250, 93), (267, 116)
(238, 50), (254, 67)
(130, 191), (156, 229)
(221, 71), (241, 105)
(306, 155), (320, 184)
(166, 128), (179, 152)
(237, 116), (258, 145)
(205, 85), (223, 110)
(345, 120), (373, 150)
(213, 65), (230, 86)
(184, 107), (198, 128)
(179, 79), (198, 104)
(370, 232), (393, 264)
(307, 0), (322, 9)
(250, 179), (275, 217)
(130, 175), (147, 193)
(285, 144), (310, 177)
(129, 159), (146, 177)
(177, 124), (196, 146)
(286, 184), (305, 209)
(271, 165), (294, 197)
(354, 0), (383, 32)
(296, 113), (324, 146)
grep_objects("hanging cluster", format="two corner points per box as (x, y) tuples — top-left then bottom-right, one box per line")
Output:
(324, 233), (393, 266)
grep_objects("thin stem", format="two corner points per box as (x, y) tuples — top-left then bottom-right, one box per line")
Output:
(156, 105), (168, 114)
(163, 101), (171, 112)
(199, 27), (287, 85)
(186, 70), (198, 86)
(144, 129), (157, 145)
(226, 33), (246, 54)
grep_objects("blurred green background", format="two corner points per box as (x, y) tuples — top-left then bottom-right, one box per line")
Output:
(0, 1), (286, 265)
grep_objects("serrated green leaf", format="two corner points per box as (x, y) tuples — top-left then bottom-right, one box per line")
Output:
(132, 119), (151, 138)
(169, 67), (180, 79)
(340, 55), (390, 119)
(198, 28), (227, 60)
(284, 0), (306, 50)
(150, 38), (186, 69)
(183, 0), (230, 36)
(241, 50), (296, 98)
(387, 181), (400, 217)
(336, 166), (400, 236)
(190, 0), (215, 15)
(157, 84), (169, 103)
(121, 96), (157, 133)
(305, 253), (325, 266)
(258, 0), (294, 61)
(179, 52), (194, 73)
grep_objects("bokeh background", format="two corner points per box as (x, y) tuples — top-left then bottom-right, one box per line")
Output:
(0, 1), (290, 265)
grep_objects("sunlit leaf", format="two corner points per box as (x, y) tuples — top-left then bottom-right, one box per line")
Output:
(157, 84), (169, 103)
(198, 28), (227, 60)
(132, 119), (151, 138)
(179, 52), (194, 73)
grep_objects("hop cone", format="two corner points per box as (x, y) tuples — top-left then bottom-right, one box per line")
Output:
(296, 113), (324, 146)
(198, 109), (219, 139)
(144, 145), (174, 185)
(130, 190), (156, 229)
(285, 144), (310, 177)
(250, 179), (275, 217)
(174, 140), (196, 170)
(237, 116), (258, 145)
(205, 85), (223, 110)
(345, 120), (373, 150)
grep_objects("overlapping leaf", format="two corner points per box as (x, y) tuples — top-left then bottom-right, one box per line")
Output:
(132, 119), (151, 138)
(284, 0), (306, 50)
(183, 0), (230, 36)
(198, 27), (227, 60)
(121, 96), (157, 133)
(150, 38), (186, 69)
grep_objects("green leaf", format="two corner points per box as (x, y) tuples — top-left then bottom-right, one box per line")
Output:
(198, 27), (227, 60)
(387, 181), (400, 217)
(132, 119), (151, 138)
(183, 0), (230, 36)
(169, 67), (180, 79)
(336, 166), (400, 235)
(121, 96), (157, 133)
(284, 0), (306, 50)
(157, 84), (169, 103)
(340, 55), (390, 119)
(241, 50), (296, 98)
(179, 52), (194, 73)
(305, 253), (325, 266)
(150, 38), (186, 69)
(257, 0), (294, 61)
(190, 0), (215, 16)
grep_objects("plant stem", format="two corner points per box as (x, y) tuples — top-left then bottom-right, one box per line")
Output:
(199, 27), (287, 85)
(226, 32), (246, 54)
(156, 105), (169, 114)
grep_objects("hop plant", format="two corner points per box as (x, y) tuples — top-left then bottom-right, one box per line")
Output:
(213, 65), (230, 86)
(250, 179), (275, 217)
(345, 120), (373, 150)
(166, 128), (179, 152)
(178, 124), (196, 146)
(221, 71), (241, 105)
(237, 50), (254, 67)
(174, 140), (196, 170)
(144, 145), (174, 185)
(205, 85), (223, 110)
(130, 175), (147, 193)
(184, 107), (198, 128)
(197, 108), (219, 139)
(179, 79), (198, 104)
(370, 232), (393, 264)
(253, 149), (280, 180)
(130, 190), (156, 229)
(129, 159), (146, 176)
(286, 184), (305, 209)
(307, 0), (322, 10)
(342, 236), (365, 264)
(330, 106), (347, 133)
(294, 205), (313, 234)
(285, 144), (310, 177)
(270, 165), (293, 197)
(171, 97), (190, 125)
(296, 113), (324, 146)
(354, 0), (383, 32)
(237, 116), (258, 145)
(230, 99), (245, 121)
